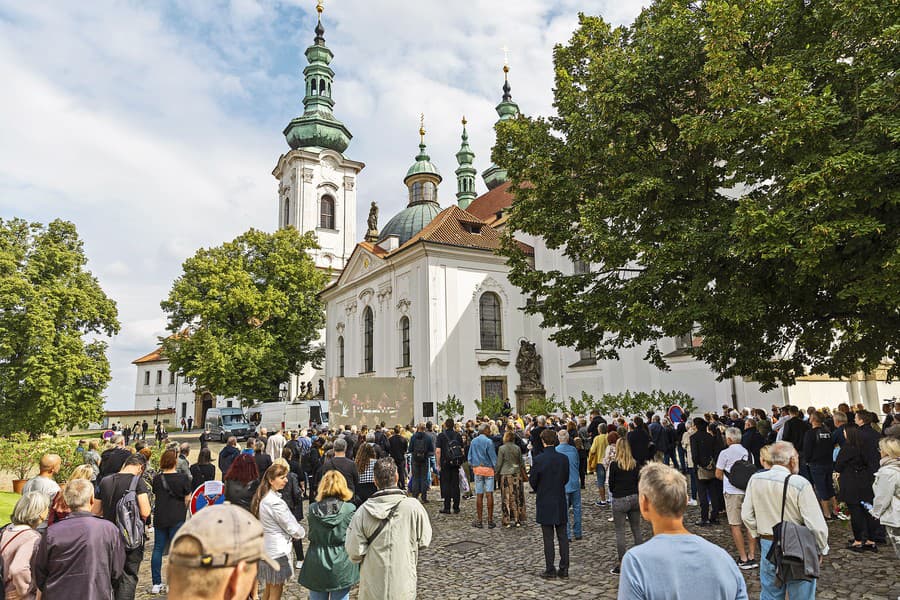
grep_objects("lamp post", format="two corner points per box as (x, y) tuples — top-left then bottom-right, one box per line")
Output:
(155, 396), (161, 427)
(279, 382), (288, 432)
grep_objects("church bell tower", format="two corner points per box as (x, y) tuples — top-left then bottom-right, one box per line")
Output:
(272, 1), (364, 276)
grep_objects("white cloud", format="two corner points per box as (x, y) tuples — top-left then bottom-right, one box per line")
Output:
(0, 0), (648, 409)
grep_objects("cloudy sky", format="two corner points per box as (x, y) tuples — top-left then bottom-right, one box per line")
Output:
(0, 0), (648, 410)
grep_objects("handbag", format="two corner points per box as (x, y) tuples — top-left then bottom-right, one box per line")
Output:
(766, 474), (820, 586)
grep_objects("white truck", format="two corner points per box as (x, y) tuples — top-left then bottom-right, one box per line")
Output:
(246, 401), (328, 432)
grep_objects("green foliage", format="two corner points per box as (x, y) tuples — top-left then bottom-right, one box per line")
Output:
(495, 0), (900, 390)
(161, 228), (327, 404)
(0, 433), (42, 480)
(437, 394), (465, 422)
(568, 391), (603, 416)
(524, 394), (564, 416)
(37, 437), (84, 484)
(0, 219), (119, 436)
(474, 395), (505, 420)
(594, 390), (698, 418)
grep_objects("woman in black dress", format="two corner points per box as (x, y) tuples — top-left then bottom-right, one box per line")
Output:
(835, 423), (879, 552)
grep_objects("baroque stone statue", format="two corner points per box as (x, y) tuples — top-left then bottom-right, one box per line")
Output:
(516, 340), (543, 389)
(367, 201), (378, 232)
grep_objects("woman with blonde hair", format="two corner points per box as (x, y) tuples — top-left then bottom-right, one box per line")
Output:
(47, 464), (95, 525)
(299, 470), (360, 600)
(872, 436), (900, 557)
(252, 463), (306, 600)
(608, 437), (643, 574)
(1, 492), (49, 599)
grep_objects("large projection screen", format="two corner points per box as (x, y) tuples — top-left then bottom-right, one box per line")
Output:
(329, 377), (415, 428)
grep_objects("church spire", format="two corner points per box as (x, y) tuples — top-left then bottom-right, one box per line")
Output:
(455, 116), (477, 209)
(283, 0), (352, 153)
(482, 57), (521, 190)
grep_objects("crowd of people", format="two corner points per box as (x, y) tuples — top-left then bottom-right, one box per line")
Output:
(1, 399), (898, 599)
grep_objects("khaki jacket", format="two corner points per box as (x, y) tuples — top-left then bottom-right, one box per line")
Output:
(345, 489), (432, 600)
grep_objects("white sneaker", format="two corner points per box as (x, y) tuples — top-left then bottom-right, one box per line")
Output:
(295, 560), (303, 569)
(151, 584), (163, 594)
(688, 499), (698, 506)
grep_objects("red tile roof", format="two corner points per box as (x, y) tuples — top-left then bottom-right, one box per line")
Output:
(464, 181), (514, 222)
(398, 205), (502, 252)
(132, 347), (164, 364)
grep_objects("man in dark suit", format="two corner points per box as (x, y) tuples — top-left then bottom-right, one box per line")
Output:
(529, 428), (571, 579)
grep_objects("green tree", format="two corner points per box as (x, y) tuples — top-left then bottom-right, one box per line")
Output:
(161, 228), (327, 405)
(495, 0), (900, 390)
(568, 391), (601, 416)
(0, 219), (119, 436)
(524, 394), (563, 417)
(437, 394), (465, 422)
(474, 395), (505, 420)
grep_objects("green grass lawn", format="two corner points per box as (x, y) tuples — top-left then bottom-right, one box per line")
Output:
(0, 491), (18, 526)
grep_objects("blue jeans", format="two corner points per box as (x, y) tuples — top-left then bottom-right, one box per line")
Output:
(308, 588), (351, 600)
(687, 467), (698, 500)
(676, 445), (687, 472)
(595, 465), (606, 490)
(759, 539), (816, 600)
(566, 489), (582, 539)
(151, 523), (183, 585)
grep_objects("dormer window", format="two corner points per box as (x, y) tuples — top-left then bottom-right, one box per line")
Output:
(463, 222), (483, 234)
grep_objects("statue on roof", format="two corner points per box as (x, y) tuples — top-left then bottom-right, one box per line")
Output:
(365, 202), (379, 242)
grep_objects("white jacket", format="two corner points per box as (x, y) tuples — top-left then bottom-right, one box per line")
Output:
(259, 490), (305, 559)
(872, 458), (900, 528)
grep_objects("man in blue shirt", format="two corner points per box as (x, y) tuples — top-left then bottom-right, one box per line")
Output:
(556, 430), (583, 540)
(467, 423), (498, 528)
(618, 463), (748, 600)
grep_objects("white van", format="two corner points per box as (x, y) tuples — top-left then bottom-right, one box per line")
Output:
(204, 407), (254, 442)
(246, 401), (328, 432)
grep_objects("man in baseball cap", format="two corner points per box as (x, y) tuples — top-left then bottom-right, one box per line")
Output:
(166, 504), (279, 600)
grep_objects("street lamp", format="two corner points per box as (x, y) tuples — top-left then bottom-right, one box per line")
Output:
(155, 397), (161, 427)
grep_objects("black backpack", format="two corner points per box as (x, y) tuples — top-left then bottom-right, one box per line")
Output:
(411, 436), (428, 463)
(726, 451), (762, 491)
(446, 436), (465, 468)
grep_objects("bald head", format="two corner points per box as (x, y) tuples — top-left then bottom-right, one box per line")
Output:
(39, 454), (61, 475)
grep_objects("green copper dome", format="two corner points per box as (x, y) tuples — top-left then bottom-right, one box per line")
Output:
(378, 201), (442, 245)
(404, 142), (442, 184)
(380, 130), (443, 246)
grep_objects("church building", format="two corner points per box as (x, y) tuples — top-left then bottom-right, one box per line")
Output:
(134, 4), (898, 424)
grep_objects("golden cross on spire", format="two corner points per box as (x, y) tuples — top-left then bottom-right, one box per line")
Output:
(462, 115), (467, 126)
(501, 44), (510, 75)
(316, 0), (324, 18)
(419, 113), (426, 144)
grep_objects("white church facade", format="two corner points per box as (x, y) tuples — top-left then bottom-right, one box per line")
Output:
(134, 5), (899, 424)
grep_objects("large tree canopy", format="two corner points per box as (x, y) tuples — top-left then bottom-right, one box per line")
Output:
(0, 218), (119, 435)
(495, 0), (899, 389)
(161, 227), (327, 404)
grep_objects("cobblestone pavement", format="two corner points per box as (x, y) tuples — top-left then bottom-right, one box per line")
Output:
(136, 473), (900, 599)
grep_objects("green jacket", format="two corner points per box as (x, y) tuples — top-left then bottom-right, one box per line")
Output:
(298, 498), (360, 592)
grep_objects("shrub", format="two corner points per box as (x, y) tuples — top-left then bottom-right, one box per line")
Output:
(0, 433), (42, 480)
(524, 394), (564, 417)
(437, 394), (465, 422)
(474, 395), (505, 420)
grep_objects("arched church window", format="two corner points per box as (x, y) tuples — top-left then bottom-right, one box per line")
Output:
(479, 292), (502, 350)
(338, 336), (345, 377)
(363, 307), (374, 373)
(411, 181), (423, 203)
(310, 80), (317, 95)
(327, 82), (331, 97)
(319, 79), (326, 95)
(400, 316), (410, 367)
(320, 195), (335, 229)
(284, 197), (290, 227)
(422, 181), (435, 202)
